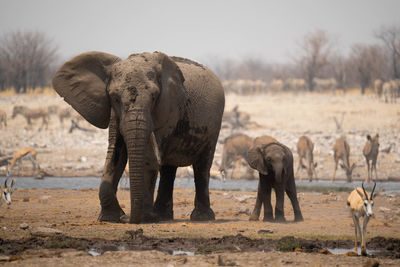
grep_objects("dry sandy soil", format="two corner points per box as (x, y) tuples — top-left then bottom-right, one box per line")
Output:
(0, 92), (400, 266)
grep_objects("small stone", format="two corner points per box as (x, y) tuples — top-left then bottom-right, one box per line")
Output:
(181, 223), (187, 227)
(363, 259), (380, 267)
(19, 223), (29, 230)
(318, 248), (332, 255)
(294, 247), (303, 252)
(23, 197), (30, 202)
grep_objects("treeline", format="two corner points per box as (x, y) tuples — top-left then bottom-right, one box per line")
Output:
(210, 26), (400, 94)
(1, 25), (399, 94)
(0, 31), (59, 93)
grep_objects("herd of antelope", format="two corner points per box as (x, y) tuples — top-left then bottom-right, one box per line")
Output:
(298, 133), (379, 183)
(0, 104), (84, 130)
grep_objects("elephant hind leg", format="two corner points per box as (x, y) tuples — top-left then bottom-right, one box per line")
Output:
(285, 178), (304, 222)
(190, 148), (216, 221)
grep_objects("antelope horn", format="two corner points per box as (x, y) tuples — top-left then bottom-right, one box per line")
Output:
(362, 182), (368, 200)
(4, 178), (8, 188)
(370, 182), (377, 200)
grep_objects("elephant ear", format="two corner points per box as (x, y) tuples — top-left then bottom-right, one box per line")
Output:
(152, 52), (186, 127)
(52, 51), (121, 129)
(247, 146), (269, 175)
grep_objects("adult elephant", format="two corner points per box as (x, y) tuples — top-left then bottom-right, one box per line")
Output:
(53, 51), (225, 224)
(247, 136), (303, 222)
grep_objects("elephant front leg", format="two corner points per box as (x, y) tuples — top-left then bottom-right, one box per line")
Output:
(249, 175), (264, 221)
(153, 165), (177, 221)
(286, 176), (304, 222)
(274, 184), (286, 222)
(190, 151), (215, 221)
(262, 177), (273, 222)
(99, 117), (127, 223)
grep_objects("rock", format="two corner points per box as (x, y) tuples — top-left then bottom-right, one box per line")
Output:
(23, 197), (30, 202)
(363, 259), (380, 267)
(318, 248), (332, 255)
(30, 227), (63, 237)
(19, 223), (29, 230)
(218, 255), (236, 266)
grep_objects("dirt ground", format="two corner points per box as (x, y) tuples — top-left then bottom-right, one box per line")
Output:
(0, 188), (399, 266)
(0, 92), (400, 266)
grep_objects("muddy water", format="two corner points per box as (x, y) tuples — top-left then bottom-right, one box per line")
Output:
(1, 234), (399, 259)
(2, 176), (400, 194)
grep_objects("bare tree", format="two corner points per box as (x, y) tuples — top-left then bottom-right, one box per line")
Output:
(0, 31), (59, 93)
(349, 44), (385, 94)
(294, 29), (333, 91)
(375, 25), (400, 79)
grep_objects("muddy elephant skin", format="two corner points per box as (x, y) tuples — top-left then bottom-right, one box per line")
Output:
(53, 51), (225, 223)
(247, 136), (303, 222)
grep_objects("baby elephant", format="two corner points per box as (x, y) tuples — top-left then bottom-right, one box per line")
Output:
(247, 136), (303, 222)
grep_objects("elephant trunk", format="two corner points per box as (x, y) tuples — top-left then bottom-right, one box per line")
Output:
(125, 110), (150, 224)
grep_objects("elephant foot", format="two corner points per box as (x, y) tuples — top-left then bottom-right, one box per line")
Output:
(120, 212), (160, 224)
(190, 207), (215, 221)
(98, 209), (125, 223)
(153, 207), (174, 221)
(274, 216), (286, 222)
(294, 214), (304, 222)
(262, 216), (274, 222)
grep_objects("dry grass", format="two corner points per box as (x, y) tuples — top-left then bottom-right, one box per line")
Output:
(0, 87), (57, 96)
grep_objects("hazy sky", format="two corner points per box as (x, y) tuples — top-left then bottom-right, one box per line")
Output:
(1, 0), (400, 64)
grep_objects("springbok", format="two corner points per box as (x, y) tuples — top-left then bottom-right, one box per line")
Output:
(347, 182), (376, 256)
(363, 134), (379, 182)
(332, 137), (355, 182)
(1, 178), (16, 206)
(296, 135), (317, 182)
(7, 148), (40, 176)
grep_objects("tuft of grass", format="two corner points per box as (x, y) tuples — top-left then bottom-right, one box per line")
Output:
(276, 236), (300, 252)
(296, 186), (352, 193)
(45, 238), (86, 250)
(197, 244), (224, 254)
(0, 87), (56, 96)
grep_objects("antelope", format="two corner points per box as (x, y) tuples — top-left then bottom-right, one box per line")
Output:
(12, 105), (49, 128)
(0, 109), (7, 129)
(1, 178), (16, 206)
(296, 135), (317, 182)
(332, 137), (355, 182)
(7, 148), (40, 176)
(347, 182), (376, 256)
(363, 134), (379, 182)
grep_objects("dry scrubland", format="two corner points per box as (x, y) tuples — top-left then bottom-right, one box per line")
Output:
(1, 91), (399, 180)
(0, 91), (400, 266)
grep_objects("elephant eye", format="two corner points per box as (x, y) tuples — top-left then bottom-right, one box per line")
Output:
(266, 157), (272, 162)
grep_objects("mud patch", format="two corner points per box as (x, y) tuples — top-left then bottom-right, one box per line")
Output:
(0, 234), (399, 259)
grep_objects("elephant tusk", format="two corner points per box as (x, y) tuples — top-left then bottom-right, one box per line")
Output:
(151, 132), (161, 166)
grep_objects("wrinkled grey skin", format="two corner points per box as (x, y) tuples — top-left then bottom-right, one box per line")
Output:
(53, 51), (225, 224)
(247, 137), (303, 222)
